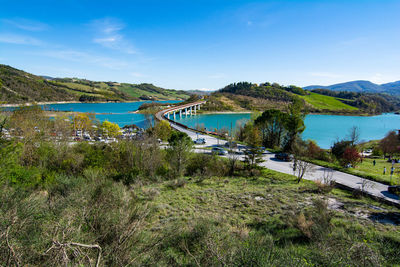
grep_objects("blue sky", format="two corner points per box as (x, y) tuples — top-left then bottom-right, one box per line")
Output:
(1, 0), (399, 90)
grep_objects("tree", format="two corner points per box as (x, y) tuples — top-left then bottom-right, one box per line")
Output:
(347, 126), (360, 146)
(52, 115), (72, 141)
(379, 131), (400, 156)
(254, 104), (305, 152)
(341, 147), (361, 167)
(255, 109), (287, 148)
(101, 120), (120, 138)
(283, 100), (306, 152)
(168, 131), (193, 178)
(243, 125), (264, 170)
(154, 120), (172, 141)
(293, 159), (315, 183)
(9, 105), (49, 142)
(331, 140), (353, 160)
(73, 113), (94, 135)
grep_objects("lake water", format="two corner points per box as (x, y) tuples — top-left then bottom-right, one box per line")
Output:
(7, 101), (399, 148)
(173, 112), (400, 149)
(42, 100), (181, 128)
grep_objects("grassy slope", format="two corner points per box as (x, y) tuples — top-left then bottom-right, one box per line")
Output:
(0, 64), (190, 103)
(132, 169), (400, 266)
(118, 83), (190, 100)
(300, 92), (358, 111)
(140, 169), (399, 227)
(205, 91), (358, 113)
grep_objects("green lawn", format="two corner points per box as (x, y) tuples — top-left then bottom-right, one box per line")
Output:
(301, 92), (358, 111)
(352, 158), (400, 185)
(312, 157), (400, 185)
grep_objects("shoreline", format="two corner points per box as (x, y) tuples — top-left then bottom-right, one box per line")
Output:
(197, 111), (253, 114)
(0, 99), (182, 108)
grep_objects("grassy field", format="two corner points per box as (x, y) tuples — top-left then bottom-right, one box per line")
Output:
(137, 169), (399, 228)
(301, 92), (358, 111)
(1, 133), (400, 265)
(311, 157), (400, 185)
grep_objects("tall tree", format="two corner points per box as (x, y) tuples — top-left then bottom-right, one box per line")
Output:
(168, 131), (193, 178)
(284, 100), (306, 152)
(243, 125), (264, 170)
(255, 109), (287, 148)
(154, 120), (172, 141)
(101, 120), (120, 138)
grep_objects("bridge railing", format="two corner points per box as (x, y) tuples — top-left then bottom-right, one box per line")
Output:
(155, 101), (226, 138)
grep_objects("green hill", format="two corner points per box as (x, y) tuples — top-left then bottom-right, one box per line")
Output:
(202, 82), (400, 114)
(299, 92), (358, 111)
(0, 64), (191, 104)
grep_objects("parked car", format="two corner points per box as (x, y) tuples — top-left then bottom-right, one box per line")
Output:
(388, 185), (400, 195)
(224, 141), (237, 148)
(211, 147), (228, 155)
(275, 152), (293, 161)
(194, 138), (206, 144)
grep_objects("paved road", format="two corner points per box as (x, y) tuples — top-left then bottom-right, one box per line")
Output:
(160, 107), (400, 206)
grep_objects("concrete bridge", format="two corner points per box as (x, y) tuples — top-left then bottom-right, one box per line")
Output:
(155, 101), (206, 122)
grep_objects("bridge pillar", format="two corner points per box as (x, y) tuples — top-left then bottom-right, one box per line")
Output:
(190, 106), (193, 116)
(179, 109), (182, 118)
(194, 105), (197, 114)
(167, 113), (170, 119)
(198, 104), (200, 111)
(173, 112), (176, 120)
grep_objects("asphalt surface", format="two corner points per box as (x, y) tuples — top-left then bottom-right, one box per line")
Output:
(161, 106), (400, 206)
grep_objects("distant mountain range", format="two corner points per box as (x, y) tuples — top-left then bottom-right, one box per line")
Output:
(304, 80), (400, 95)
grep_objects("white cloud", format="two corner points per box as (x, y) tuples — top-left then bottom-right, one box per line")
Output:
(40, 50), (128, 70)
(2, 18), (49, 31)
(369, 73), (399, 84)
(89, 18), (136, 54)
(0, 33), (43, 45)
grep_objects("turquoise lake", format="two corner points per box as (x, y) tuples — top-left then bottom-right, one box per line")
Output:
(26, 102), (400, 148)
(173, 112), (400, 149)
(41, 101), (181, 128)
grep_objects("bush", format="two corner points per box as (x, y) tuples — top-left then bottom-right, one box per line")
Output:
(166, 178), (187, 189)
(331, 140), (352, 159)
(186, 153), (229, 178)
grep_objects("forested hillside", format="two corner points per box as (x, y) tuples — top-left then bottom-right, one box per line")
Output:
(311, 89), (400, 114)
(202, 82), (359, 114)
(0, 65), (191, 104)
(201, 82), (400, 114)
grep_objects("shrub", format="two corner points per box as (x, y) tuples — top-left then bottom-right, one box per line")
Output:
(186, 153), (229, 178)
(341, 147), (361, 167)
(166, 178), (187, 190)
(331, 140), (353, 160)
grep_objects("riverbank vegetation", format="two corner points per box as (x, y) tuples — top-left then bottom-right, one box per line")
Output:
(1, 106), (400, 266)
